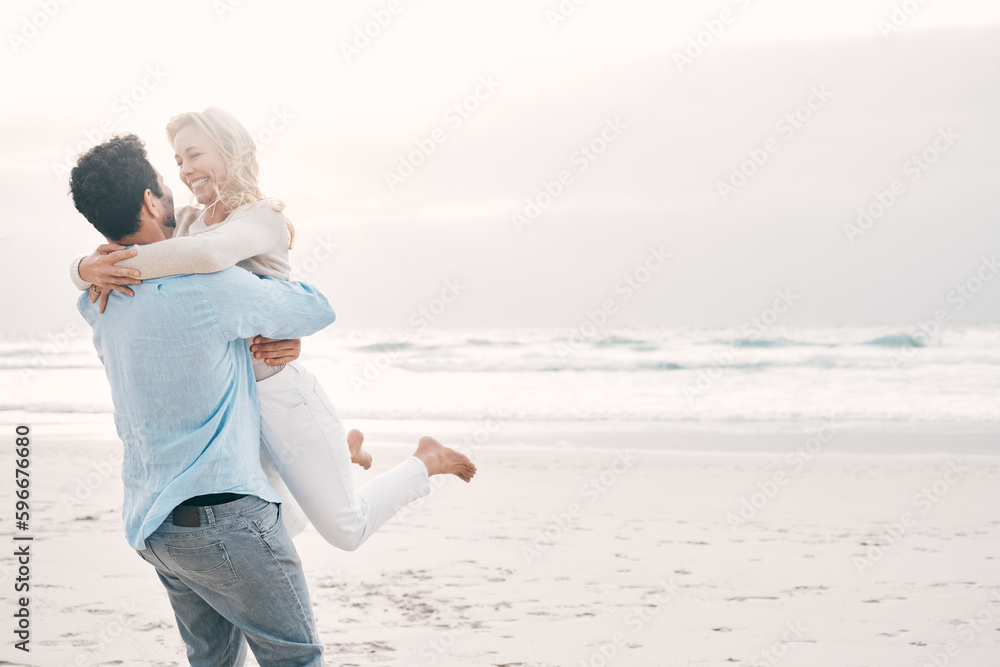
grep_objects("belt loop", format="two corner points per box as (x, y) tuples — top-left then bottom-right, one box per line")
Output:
(205, 506), (215, 527)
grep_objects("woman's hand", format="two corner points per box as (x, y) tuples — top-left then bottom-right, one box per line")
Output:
(251, 336), (302, 365)
(78, 244), (141, 295)
(88, 284), (113, 314)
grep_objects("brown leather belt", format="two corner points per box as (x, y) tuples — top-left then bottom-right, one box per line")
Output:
(172, 493), (247, 527)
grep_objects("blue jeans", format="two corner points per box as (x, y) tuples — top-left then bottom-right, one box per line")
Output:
(135, 495), (324, 666)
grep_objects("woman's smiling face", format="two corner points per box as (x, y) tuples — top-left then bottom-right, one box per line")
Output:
(173, 123), (227, 206)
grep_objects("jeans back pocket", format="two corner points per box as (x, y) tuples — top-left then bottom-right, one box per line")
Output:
(164, 541), (240, 588)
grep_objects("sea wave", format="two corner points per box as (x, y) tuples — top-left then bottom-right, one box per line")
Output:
(719, 334), (929, 349)
(2, 325), (997, 428)
(863, 334), (927, 348)
(394, 360), (689, 373)
(352, 342), (417, 353)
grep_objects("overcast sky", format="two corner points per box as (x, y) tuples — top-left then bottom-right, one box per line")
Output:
(2, 0), (999, 334)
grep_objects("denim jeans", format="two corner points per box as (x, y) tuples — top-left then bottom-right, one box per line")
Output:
(136, 495), (324, 666)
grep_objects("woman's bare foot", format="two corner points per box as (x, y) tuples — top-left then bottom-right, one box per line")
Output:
(347, 428), (372, 470)
(413, 436), (477, 482)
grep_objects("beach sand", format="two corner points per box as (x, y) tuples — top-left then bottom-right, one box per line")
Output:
(3, 419), (999, 666)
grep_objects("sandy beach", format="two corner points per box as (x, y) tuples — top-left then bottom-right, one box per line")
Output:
(2, 418), (998, 666)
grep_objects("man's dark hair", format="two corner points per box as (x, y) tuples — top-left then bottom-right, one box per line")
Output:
(69, 134), (163, 241)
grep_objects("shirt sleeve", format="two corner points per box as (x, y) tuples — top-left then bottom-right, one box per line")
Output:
(197, 268), (336, 342)
(114, 202), (286, 279)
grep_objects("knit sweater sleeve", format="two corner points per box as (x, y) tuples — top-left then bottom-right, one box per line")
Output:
(67, 205), (195, 290)
(69, 254), (90, 291)
(114, 202), (286, 279)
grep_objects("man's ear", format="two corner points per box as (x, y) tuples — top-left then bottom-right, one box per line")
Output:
(142, 188), (161, 219)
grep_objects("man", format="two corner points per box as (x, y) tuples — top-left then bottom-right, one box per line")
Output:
(69, 134), (331, 666)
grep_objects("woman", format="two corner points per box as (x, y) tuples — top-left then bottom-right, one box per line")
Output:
(69, 107), (476, 550)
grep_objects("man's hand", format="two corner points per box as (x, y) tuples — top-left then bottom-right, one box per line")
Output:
(80, 243), (141, 295)
(251, 336), (301, 365)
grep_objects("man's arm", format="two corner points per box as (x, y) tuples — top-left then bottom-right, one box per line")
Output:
(198, 268), (335, 342)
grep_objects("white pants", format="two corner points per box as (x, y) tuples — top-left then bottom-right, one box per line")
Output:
(255, 360), (431, 550)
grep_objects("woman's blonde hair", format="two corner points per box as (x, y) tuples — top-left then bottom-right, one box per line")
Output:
(166, 107), (294, 248)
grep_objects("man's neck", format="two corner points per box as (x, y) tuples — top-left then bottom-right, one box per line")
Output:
(116, 224), (166, 246)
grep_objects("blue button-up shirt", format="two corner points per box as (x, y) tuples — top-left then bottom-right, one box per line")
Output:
(78, 266), (336, 549)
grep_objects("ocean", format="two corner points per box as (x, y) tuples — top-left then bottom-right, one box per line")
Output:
(2, 324), (997, 438)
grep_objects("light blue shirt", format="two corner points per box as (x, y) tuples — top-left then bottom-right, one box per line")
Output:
(78, 266), (336, 549)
